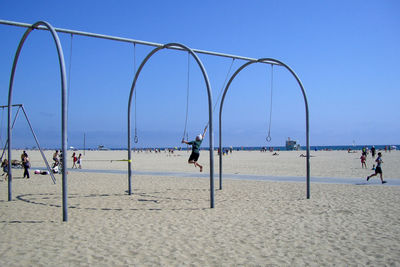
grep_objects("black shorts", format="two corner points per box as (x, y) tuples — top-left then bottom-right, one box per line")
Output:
(188, 152), (200, 162)
(375, 167), (382, 174)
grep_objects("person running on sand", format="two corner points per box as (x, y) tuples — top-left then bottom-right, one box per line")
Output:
(182, 127), (207, 172)
(367, 152), (386, 184)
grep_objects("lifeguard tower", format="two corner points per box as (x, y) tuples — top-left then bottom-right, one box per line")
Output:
(286, 137), (300, 150)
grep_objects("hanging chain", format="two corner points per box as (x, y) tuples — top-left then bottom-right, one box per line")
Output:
(182, 52), (190, 141)
(213, 58), (235, 112)
(266, 64), (273, 142)
(203, 58), (235, 130)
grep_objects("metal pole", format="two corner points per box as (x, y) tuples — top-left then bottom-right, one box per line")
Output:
(0, 19), (282, 66)
(0, 104), (24, 108)
(219, 61), (255, 190)
(0, 105), (21, 162)
(7, 27), (34, 202)
(7, 21), (68, 220)
(127, 47), (163, 195)
(127, 43), (214, 208)
(20, 105), (56, 184)
(219, 58), (310, 198)
(262, 58), (310, 199)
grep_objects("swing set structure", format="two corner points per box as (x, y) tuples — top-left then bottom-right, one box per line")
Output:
(0, 104), (56, 184)
(0, 19), (310, 222)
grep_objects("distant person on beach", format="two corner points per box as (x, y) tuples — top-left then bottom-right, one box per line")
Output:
(367, 152), (386, 184)
(182, 127), (207, 172)
(300, 153), (315, 157)
(371, 146), (376, 158)
(77, 153), (82, 169)
(370, 146), (376, 169)
(52, 150), (59, 166)
(362, 147), (367, 157)
(21, 150), (28, 161)
(1, 158), (8, 180)
(72, 152), (77, 169)
(360, 154), (367, 168)
(23, 156), (31, 179)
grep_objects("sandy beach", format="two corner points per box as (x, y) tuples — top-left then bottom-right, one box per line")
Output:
(1, 149), (400, 266)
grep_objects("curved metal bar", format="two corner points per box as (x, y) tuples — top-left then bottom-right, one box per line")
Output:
(7, 21), (68, 221)
(219, 58), (310, 199)
(127, 43), (215, 208)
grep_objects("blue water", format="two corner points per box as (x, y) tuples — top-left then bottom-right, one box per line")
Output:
(106, 145), (399, 151)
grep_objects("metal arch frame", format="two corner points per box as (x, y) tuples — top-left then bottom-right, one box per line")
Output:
(127, 43), (215, 208)
(219, 58), (310, 198)
(7, 21), (69, 221)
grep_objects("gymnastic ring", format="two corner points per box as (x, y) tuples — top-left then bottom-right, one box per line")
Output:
(134, 136), (139, 143)
(266, 136), (272, 142)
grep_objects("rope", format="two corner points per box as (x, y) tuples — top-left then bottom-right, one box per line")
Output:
(78, 159), (132, 163)
(111, 159), (132, 163)
(133, 43), (138, 143)
(204, 58), (235, 130)
(182, 57), (235, 139)
(182, 52), (190, 140)
(213, 58), (235, 112)
(266, 64), (273, 142)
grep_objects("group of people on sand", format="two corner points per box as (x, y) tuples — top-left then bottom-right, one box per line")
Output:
(2, 135), (389, 186)
(1, 150), (31, 180)
(52, 150), (82, 171)
(184, 129), (390, 185)
(1, 149), (85, 179)
(71, 152), (82, 169)
(360, 146), (386, 184)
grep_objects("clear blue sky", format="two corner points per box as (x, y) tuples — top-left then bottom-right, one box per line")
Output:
(0, 0), (399, 149)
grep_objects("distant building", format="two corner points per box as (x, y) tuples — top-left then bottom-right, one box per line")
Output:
(286, 137), (300, 151)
